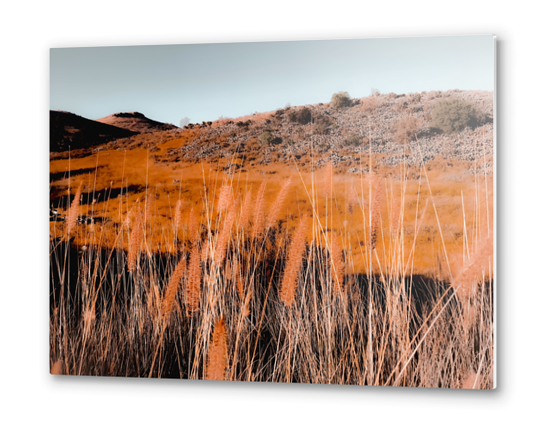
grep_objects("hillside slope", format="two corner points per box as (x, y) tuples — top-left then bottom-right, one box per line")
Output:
(96, 112), (177, 133)
(158, 89), (494, 174)
(50, 111), (138, 152)
(49, 89), (494, 276)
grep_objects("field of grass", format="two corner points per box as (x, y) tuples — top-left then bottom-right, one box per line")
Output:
(49, 102), (494, 388)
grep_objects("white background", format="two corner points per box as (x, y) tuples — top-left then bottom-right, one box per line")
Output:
(1, 1), (540, 422)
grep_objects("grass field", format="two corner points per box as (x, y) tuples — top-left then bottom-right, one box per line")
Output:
(49, 95), (494, 388)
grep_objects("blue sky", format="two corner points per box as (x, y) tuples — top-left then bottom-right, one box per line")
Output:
(50, 35), (494, 125)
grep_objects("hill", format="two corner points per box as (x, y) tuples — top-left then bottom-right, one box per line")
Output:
(50, 111), (138, 152)
(156, 89), (494, 174)
(49, 89), (494, 275)
(96, 112), (177, 133)
(48, 89), (495, 388)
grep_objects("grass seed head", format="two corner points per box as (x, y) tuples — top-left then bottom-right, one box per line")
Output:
(205, 317), (228, 381)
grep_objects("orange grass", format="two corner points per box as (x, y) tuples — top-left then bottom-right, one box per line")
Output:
(185, 246), (202, 315)
(280, 215), (310, 306)
(50, 118), (494, 387)
(251, 180), (267, 239)
(161, 256), (187, 323)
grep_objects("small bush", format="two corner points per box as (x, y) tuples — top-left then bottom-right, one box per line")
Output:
(312, 115), (332, 135)
(392, 102), (408, 113)
(286, 107), (312, 125)
(343, 133), (362, 147)
(408, 104), (424, 113)
(393, 116), (423, 144)
(273, 109), (286, 121)
(259, 131), (274, 146)
(317, 139), (329, 151)
(409, 93), (422, 103)
(331, 91), (352, 110)
(359, 96), (379, 113)
(431, 98), (482, 134)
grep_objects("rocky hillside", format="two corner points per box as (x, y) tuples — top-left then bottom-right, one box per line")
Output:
(158, 89), (494, 175)
(55, 90), (494, 175)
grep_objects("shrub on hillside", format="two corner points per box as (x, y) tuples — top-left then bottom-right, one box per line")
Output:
(312, 115), (332, 135)
(409, 93), (422, 103)
(392, 101), (408, 113)
(342, 133), (362, 147)
(431, 98), (484, 134)
(286, 107), (312, 125)
(273, 109), (286, 121)
(359, 96), (379, 113)
(393, 116), (423, 144)
(259, 131), (274, 146)
(331, 91), (352, 109)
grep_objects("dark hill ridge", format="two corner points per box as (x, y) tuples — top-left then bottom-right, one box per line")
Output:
(50, 111), (138, 152)
(96, 112), (177, 133)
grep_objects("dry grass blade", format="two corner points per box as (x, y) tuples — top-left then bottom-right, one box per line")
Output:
(145, 193), (155, 224)
(323, 162), (333, 198)
(82, 306), (95, 338)
(330, 234), (345, 294)
(369, 173), (383, 250)
(173, 199), (182, 230)
(235, 256), (245, 300)
(66, 182), (82, 234)
(127, 210), (142, 274)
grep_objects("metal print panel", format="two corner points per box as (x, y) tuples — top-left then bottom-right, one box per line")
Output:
(49, 35), (495, 388)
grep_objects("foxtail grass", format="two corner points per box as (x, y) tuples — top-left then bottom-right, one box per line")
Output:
(280, 215), (310, 307)
(205, 317), (228, 381)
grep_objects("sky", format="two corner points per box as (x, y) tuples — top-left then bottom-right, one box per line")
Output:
(50, 35), (494, 125)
